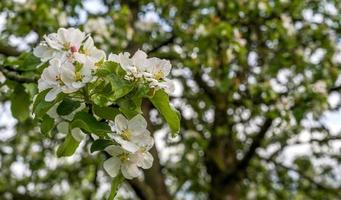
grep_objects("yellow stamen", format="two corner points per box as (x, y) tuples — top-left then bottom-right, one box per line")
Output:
(121, 129), (132, 141)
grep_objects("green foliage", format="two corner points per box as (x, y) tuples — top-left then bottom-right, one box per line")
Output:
(108, 174), (125, 200)
(57, 133), (80, 157)
(70, 111), (111, 137)
(10, 84), (30, 122)
(40, 114), (54, 137)
(90, 139), (115, 153)
(56, 98), (81, 116)
(33, 89), (64, 119)
(149, 90), (181, 135)
(93, 105), (120, 120)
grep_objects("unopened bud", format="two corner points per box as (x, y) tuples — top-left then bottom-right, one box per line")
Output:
(70, 46), (78, 53)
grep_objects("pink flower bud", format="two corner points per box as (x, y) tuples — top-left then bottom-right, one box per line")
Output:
(70, 46), (78, 53)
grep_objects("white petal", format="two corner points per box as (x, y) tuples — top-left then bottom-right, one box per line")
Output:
(45, 87), (61, 101)
(60, 63), (75, 85)
(132, 132), (154, 150)
(114, 137), (139, 153)
(89, 49), (106, 63)
(83, 37), (94, 50)
(121, 162), (140, 179)
(105, 145), (124, 157)
(132, 50), (147, 62)
(33, 45), (54, 61)
(38, 78), (50, 92)
(115, 114), (128, 132)
(128, 114), (147, 132)
(108, 53), (119, 62)
(74, 53), (87, 64)
(103, 157), (121, 178)
(139, 151), (153, 169)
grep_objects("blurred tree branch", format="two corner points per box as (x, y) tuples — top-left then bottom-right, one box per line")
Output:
(259, 155), (341, 196)
(0, 43), (21, 57)
(0, 66), (37, 83)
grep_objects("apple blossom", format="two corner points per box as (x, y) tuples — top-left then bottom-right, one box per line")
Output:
(74, 37), (106, 64)
(103, 145), (153, 179)
(113, 114), (154, 153)
(38, 58), (77, 101)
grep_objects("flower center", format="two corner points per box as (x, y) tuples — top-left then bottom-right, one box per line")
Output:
(154, 70), (164, 80)
(118, 153), (130, 162)
(121, 129), (131, 141)
(75, 71), (84, 82)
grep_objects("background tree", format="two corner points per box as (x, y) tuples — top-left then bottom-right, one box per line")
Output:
(0, 0), (340, 199)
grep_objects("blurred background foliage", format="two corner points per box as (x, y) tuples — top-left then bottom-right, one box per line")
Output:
(0, 0), (340, 199)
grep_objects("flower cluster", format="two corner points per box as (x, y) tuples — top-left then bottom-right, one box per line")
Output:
(104, 114), (154, 179)
(35, 28), (174, 102)
(33, 28), (175, 180)
(34, 28), (105, 101)
(109, 50), (174, 93)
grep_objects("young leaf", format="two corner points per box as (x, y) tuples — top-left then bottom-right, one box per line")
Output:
(93, 105), (120, 120)
(10, 84), (31, 122)
(70, 111), (111, 137)
(56, 134), (80, 157)
(57, 98), (81, 116)
(117, 97), (141, 119)
(149, 90), (181, 135)
(90, 139), (114, 153)
(41, 115), (55, 137)
(106, 74), (134, 101)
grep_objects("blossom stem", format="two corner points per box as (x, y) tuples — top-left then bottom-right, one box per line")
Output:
(108, 173), (124, 200)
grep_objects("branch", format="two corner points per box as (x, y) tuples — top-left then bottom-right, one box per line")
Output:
(0, 43), (21, 57)
(222, 117), (273, 184)
(0, 67), (37, 83)
(147, 35), (176, 54)
(260, 156), (340, 195)
(127, 179), (155, 200)
(193, 73), (216, 98)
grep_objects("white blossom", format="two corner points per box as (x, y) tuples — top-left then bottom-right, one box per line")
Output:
(103, 145), (153, 179)
(74, 37), (106, 64)
(60, 59), (93, 89)
(113, 114), (154, 153)
(43, 28), (85, 52)
(38, 59), (77, 101)
(38, 57), (94, 101)
(109, 50), (174, 93)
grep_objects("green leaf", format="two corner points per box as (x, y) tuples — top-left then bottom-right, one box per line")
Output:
(106, 74), (134, 101)
(56, 98), (81, 116)
(149, 90), (181, 135)
(108, 173), (124, 200)
(90, 139), (114, 153)
(93, 105), (120, 120)
(10, 85), (31, 122)
(95, 61), (118, 77)
(117, 97), (141, 119)
(41, 115), (55, 137)
(70, 111), (111, 137)
(33, 89), (64, 119)
(56, 134), (80, 157)
(5, 52), (40, 71)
